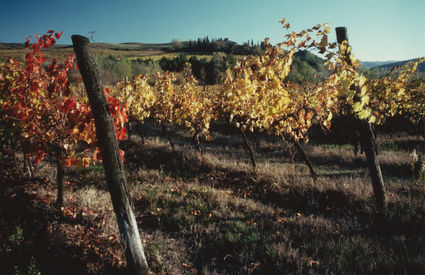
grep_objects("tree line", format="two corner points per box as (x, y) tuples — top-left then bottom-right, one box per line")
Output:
(94, 50), (329, 85)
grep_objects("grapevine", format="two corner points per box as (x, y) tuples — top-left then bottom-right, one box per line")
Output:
(0, 30), (128, 208)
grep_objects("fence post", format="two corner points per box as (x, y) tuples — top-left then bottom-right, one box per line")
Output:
(335, 27), (386, 213)
(71, 35), (149, 275)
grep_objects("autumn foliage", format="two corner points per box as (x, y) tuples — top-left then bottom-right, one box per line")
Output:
(0, 31), (128, 208)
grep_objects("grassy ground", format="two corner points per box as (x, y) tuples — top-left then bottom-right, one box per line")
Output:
(1, 123), (425, 274)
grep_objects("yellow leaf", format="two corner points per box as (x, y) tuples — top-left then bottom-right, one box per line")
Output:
(358, 75), (367, 87)
(352, 102), (362, 112)
(324, 26), (330, 34)
(327, 112), (333, 121)
(360, 85), (368, 96)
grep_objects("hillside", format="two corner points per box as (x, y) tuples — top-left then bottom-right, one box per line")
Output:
(359, 58), (425, 79)
(287, 50), (328, 83)
(377, 58), (425, 72)
(360, 61), (397, 68)
(2, 40), (422, 83)
(0, 42), (172, 51)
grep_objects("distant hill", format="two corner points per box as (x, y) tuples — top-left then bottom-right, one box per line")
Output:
(287, 50), (328, 83)
(359, 58), (425, 78)
(90, 42), (174, 52)
(0, 41), (173, 51)
(0, 43), (26, 49)
(377, 58), (425, 72)
(3, 39), (421, 81)
(0, 43), (72, 50)
(360, 61), (396, 68)
(361, 58), (425, 71)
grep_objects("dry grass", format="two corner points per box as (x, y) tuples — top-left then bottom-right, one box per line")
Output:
(1, 124), (425, 274)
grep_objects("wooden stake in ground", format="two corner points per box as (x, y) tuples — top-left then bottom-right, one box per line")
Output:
(335, 27), (386, 213)
(72, 35), (149, 275)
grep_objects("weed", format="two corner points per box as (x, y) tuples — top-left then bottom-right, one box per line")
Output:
(381, 140), (399, 151)
(14, 257), (41, 275)
(1, 226), (25, 261)
(145, 241), (164, 273)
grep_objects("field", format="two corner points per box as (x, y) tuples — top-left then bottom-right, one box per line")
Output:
(0, 42), (173, 63)
(1, 119), (425, 274)
(0, 42), (214, 63)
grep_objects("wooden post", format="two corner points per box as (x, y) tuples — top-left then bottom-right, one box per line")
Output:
(72, 35), (149, 275)
(335, 27), (348, 44)
(335, 27), (386, 213)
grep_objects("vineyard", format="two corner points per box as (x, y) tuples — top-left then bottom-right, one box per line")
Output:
(1, 20), (425, 274)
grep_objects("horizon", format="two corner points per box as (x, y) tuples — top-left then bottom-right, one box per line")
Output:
(1, 0), (424, 62)
(0, 40), (417, 64)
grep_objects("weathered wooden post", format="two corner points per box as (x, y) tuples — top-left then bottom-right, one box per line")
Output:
(72, 35), (149, 275)
(335, 27), (386, 213)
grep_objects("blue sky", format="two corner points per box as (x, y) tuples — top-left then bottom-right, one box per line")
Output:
(0, 0), (424, 61)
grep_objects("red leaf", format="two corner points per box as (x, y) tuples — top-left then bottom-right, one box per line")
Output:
(116, 127), (127, 141)
(55, 31), (63, 40)
(119, 149), (125, 163)
(25, 36), (30, 48)
(50, 38), (56, 47)
(34, 156), (42, 165)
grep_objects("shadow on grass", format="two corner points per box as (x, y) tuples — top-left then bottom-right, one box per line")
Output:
(380, 137), (425, 153)
(299, 151), (412, 179)
(0, 166), (126, 275)
(132, 180), (304, 273)
(123, 139), (374, 220)
(124, 137), (425, 226)
(131, 165), (425, 274)
(127, 120), (417, 178)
